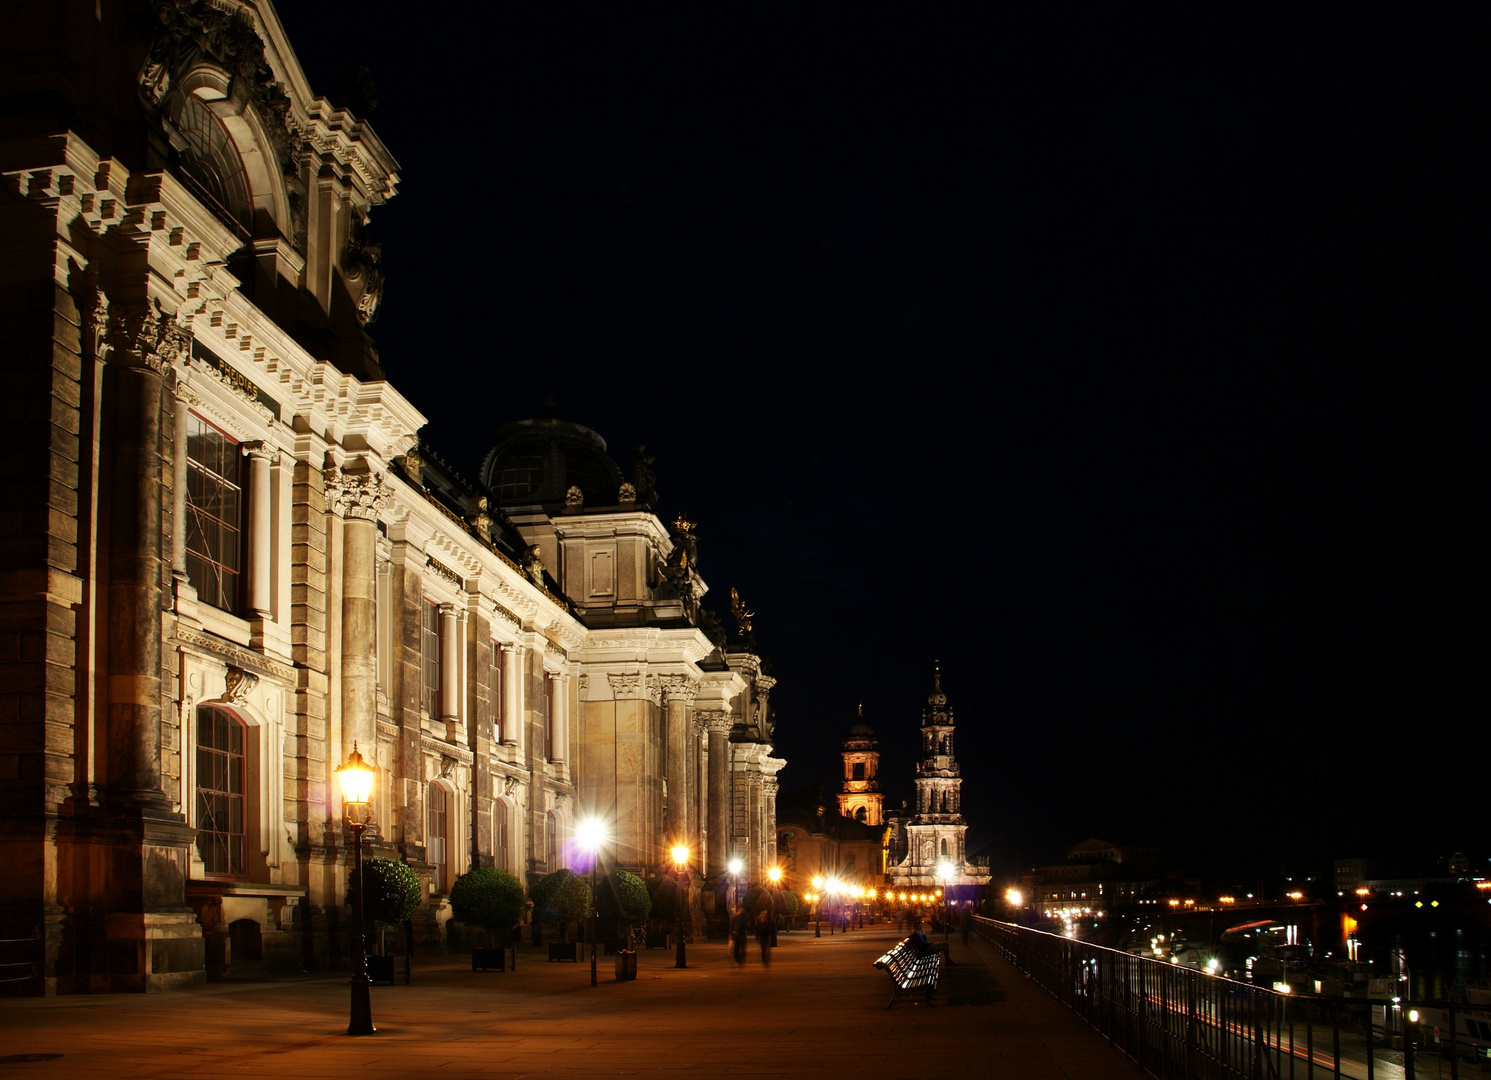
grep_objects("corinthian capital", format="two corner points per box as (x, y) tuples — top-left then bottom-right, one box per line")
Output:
(326, 466), (389, 521)
(106, 297), (191, 376)
(656, 674), (699, 706)
(608, 672), (642, 699)
(241, 441), (280, 466)
(696, 709), (731, 734)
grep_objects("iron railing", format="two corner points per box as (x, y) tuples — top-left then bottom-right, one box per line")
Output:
(973, 916), (1485, 1080)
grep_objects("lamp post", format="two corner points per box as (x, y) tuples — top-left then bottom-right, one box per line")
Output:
(577, 818), (607, 988)
(336, 743), (376, 1036)
(767, 866), (782, 944)
(812, 876), (825, 937)
(670, 844), (689, 969)
(728, 857), (744, 911)
(935, 859), (954, 945)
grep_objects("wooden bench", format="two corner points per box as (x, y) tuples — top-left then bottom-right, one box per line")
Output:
(873, 936), (942, 1008)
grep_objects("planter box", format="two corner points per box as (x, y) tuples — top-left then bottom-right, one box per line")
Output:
(615, 950), (637, 982)
(472, 947), (506, 972)
(548, 941), (580, 963)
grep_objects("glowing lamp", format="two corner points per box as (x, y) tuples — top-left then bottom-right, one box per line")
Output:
(729, 858), (744, 876)
(336, 743), (375, 827)
(671, 844), (690, 869)
(768, 866), (783, 884)
(576, 817), (608, 853)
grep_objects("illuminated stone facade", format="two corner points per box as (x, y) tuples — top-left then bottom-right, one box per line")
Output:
(0, 0), (781, 993)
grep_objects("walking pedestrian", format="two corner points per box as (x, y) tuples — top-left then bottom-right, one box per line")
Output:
(729, 905), (748, 966)
(755, 908), (773, 965)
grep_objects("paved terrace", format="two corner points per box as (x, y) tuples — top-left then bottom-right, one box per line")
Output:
(0, 925), (1147, 1079)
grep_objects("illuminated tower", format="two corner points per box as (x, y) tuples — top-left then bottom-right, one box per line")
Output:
(837, 705), (883, 826)
(888, 664), (990, 888)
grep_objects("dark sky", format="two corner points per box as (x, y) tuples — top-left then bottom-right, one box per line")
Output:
(276, 4), (1486, 881)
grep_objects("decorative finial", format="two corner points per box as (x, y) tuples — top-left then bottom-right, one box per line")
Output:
(858, 703), (863, 716)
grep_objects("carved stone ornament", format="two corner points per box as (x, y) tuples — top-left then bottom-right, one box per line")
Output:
(326, 466), (389, 521)
(697, 709), (731, 734)
(522, 545), (546, 587)
(564, 485), (583, 510)
(466, 495), (492, 543)
(399, 446), (424, 486)
(656, 674), (698, 706)
(577, 674), (589, 700)
(502, 775), (518, 796)
(440, 755), (456, 779)
(106, 297), (192, 376)
(607, 672), (642, 699)
(241, 441), (279, 467)
(223, 665), (259, 705)
(618, 482), (637, 505)
(643, 677), (663, 707)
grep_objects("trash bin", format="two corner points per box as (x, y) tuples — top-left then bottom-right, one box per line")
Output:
(615, 950), (637, 981)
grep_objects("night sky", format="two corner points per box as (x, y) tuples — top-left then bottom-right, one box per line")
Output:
(275, 4), (1485, 881)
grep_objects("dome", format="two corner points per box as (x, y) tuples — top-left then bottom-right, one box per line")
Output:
(479, 415), (626, 513)
(844, 705), (877, 748)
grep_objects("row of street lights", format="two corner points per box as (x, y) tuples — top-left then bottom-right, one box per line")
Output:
(336, 748), (962, 1038)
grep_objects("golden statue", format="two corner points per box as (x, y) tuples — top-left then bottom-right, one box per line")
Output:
(729, 587), (754, 638)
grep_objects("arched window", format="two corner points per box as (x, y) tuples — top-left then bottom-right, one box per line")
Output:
(940, 838), (950, 857)
(855, 806), (867, 823)
(545, 810), (559, 870)
(196, 705), (247, 876)
(492, 798), (511, 874)
(428, 783), (449, 893)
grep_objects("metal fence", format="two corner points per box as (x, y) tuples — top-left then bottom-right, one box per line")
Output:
(973, 916), (1482, 1080)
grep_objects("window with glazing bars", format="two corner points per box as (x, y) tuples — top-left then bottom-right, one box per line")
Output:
(196, 705), (246, 876)
(184, 414), (242, 612)
(420, 601), (440, 717)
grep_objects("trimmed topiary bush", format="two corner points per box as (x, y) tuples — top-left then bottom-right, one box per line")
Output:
(595, 870), (651, 923)
(646, 874), (683, 925)
(532, 869), (592, 941)
(349, 857), (422, 958)
(448, 868), (526, 946)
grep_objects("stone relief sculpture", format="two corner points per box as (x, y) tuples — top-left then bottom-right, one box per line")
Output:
(523, 545), (546, 587)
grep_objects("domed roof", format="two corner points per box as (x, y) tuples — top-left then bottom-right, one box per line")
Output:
(478, 413), (626, 513)
(844, 704), (877, 748)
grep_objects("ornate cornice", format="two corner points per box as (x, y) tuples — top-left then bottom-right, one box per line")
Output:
(174, 625), (295, 684)
(426, 557), (461, 589)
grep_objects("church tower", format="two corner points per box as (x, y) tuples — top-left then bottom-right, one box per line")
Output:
(837, 706), (883, 825)
(887, 664), (990, 888)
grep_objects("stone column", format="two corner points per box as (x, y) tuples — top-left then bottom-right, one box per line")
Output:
(106, 358), (169, 805)
(548, 671), (567, 767)
(169, 384), (192, 584)
(659, 676), (696, 844)
(330, 465), (386, 767)
(500, 642), (520, 748)
(242, 441), (277, 618)
(439, 602), (461, 742)
(701, 712), (730, 878)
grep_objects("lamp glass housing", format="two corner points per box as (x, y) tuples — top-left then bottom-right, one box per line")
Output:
(337, 744), (375, 826)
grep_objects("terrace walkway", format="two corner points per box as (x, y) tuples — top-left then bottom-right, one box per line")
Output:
(0, 924), (1147, 1079)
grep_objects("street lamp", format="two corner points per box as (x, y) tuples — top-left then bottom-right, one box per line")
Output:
(577, 817), (608, 988)
(935, 860), (954, 944)
(728, 857), (744, 910)
(670, 844), (690, 969)
(335, 743), (376, 1036)
(811, 875), (825, 937)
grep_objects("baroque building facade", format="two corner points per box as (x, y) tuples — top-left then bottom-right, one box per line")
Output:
(0, 0), (781, 994)
(885, 667), (991, 890)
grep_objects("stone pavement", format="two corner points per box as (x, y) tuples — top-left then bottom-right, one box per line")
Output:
(0, 924), (1148, 1079)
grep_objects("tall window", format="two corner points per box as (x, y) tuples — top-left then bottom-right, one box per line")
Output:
(420, 601), (440, 718)
(489, 641), (503, 743)
(493, 798), (510, 874)
(196, 705), (246, 876)
(428, 783), (448, 893)
(184, 414), (242, 612)
(852, 762), (865, 781)
(544, 809), (558, 870)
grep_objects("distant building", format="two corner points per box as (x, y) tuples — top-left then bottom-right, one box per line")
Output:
(1020, 838), (1163, 917)
(885, 666), (991, 890)
(836, 706), (884, 826)
(776, 787), (886, 896)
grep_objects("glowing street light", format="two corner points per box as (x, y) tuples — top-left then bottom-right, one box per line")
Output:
(670, 844), (690, 969)
(576, 817), (609, 987)
(935, 859), (954, 944)
(812, 875), (825, 937)
(335, 743), (376, 1036)
(728, 857), (744, 910)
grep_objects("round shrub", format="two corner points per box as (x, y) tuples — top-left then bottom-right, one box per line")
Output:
(351, 857), (422, 926)
(448, 867), (526, 933)
(595, 870), (651, 923)
(533, 869), (592, 936)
